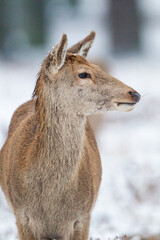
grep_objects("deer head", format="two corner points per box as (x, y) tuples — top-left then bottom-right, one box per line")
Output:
(34, 32), (140, 116)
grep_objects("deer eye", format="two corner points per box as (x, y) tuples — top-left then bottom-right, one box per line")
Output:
(78, 72), (91, 79)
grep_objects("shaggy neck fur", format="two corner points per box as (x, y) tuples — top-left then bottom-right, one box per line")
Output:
(33, 74), (86, 181)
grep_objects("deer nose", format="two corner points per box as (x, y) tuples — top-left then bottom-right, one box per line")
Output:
(129, 91), (141, 103)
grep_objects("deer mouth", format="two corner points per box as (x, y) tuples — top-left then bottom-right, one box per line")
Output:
(115, 102), (136, 112)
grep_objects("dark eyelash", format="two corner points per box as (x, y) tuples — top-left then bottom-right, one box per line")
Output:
(78, 72), (91, 79)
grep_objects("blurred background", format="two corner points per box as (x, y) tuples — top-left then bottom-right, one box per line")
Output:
(0, 0), (160, 239)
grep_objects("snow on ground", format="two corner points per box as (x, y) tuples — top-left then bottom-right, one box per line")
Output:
(0, 56), (160, 239)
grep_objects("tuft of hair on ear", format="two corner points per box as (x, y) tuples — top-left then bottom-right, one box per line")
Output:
(45, 34), (68, 75)
(67, 31), (96, 58)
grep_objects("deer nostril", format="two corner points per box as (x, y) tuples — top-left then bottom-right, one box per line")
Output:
(129, 91), (141, 103)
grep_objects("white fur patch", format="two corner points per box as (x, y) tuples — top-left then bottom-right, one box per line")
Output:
(58, 46), (67, 69)
(47, 40), (67, 76)
(78, 41), (93, 57)
(115, 103), (136, 112)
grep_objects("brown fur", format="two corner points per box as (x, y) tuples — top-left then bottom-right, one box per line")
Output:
(0, 32), (140, 240)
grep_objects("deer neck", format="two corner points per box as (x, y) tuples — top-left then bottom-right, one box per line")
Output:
(35, 86), (86, 179)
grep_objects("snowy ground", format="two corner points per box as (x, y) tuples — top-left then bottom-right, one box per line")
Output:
(0, 56), (160, 239)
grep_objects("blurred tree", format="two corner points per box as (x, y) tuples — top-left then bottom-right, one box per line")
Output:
(0, 0), (5, 52)
(110, 0), (140, 54)
(0, 0), (46, 57)
(69, 0), (78, 6)
(25, 0), (46, 45)
(0, 0), (9, 55)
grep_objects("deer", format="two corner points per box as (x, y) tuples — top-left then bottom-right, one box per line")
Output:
(0, 31), (140, 240)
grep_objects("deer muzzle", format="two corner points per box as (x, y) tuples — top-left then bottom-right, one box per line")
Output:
(114, 91), (141, 112)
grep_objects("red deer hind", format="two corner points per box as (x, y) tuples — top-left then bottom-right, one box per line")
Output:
(0, 32), (140, 240)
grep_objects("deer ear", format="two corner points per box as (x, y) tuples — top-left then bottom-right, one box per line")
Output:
(68, 31), (96, 58)
(45, 34), (68, 75)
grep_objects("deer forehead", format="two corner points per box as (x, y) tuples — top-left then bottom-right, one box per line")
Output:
(66, 54), (90, 66)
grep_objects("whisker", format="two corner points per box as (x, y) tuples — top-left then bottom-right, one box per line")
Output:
(141, 92), (150, 98)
